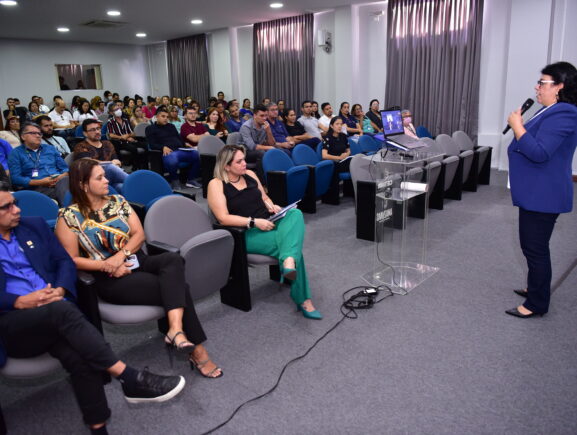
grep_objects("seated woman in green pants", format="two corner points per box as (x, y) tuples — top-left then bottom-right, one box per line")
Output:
(207, 145), (322, 320)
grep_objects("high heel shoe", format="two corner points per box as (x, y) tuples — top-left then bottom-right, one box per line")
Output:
(280, 258), (297, 283)
(165, 332), (195, 353)
(189, 358), (223, 378)
(297, 304), (323, 320)
(513, 289), (528, 298)
(505, 307), (544, 318)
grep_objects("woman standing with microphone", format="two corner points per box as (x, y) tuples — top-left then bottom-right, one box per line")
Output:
(506, 61), (577, 318)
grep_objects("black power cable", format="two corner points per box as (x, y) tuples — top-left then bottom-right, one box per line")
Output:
(201, 285), (392, 435)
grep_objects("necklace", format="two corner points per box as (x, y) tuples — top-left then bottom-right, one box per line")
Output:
(230, 175), (242, 184)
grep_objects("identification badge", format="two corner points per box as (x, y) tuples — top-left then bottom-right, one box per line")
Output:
(32, 169), (39, 178)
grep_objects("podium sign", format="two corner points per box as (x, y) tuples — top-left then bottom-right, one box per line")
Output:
(361, 151), (440, 294)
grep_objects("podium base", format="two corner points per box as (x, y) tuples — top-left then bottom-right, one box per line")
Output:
(362, 262), (439, 295)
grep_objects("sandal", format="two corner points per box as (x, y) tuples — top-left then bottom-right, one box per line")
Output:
(165, 331), (195, 353)
(189, 358), (223, 379)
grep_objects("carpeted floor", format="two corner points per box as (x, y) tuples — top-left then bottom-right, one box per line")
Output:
(2, 169), (576, 434)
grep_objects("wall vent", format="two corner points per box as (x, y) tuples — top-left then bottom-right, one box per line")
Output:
(81, 20), (128, 29)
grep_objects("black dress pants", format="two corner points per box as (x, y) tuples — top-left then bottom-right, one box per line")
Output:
(94, 252), (207, 345)
(111, 140), (149, 170)
(518, 207), (559, 314)
(0, 301), (117, 425)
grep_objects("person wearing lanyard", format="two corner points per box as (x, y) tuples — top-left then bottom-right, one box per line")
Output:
(37, 115), (71, 157)
(7, 122), (69, 205)
(505, 61), (577, 318)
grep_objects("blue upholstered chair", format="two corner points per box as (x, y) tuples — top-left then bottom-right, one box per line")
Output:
(291, 144), (334, 198)
(348, 137), (363, 156)
(416, 125), (433, 139)
(62, 185), (119, 208)
(262, 149), (309, 208)
(358, 135), (380, 154)
(13, 190), (59, 229)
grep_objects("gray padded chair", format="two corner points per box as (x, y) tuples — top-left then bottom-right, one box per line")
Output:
(97, 113), (109, 122)
(226, 132), (241, 145)
(435, 134), (473, 200)
(420, 137), (460, 209)
(199, 135), (226, 198)
(64, 151), (75, 167)
(133, 122), (149, 138)
(452, 130), (492, 187)
(143, 195), (234, 301)
(97, 301), (165, 324)
(0, 354), (61, 378)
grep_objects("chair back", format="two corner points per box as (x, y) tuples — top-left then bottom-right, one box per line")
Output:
(133, 122), (148, 138)
(452, 130), (475, 151)
(262, 148), (295, 173)
(416, 125), (433, 138)
(74, 125), (84, 138)
(13, 191), (59, 223)
(358, 135), (380, 154)
(292, 144), (320, 165)
(144, 195), (212, 248)
(198, 135), (225, 155)
(97, 113), (109, 122)
(226, 132), (241, 145)
(62, 185), (119, 207)
(435, 134), (461, 156)
(101, 122), (108, 140)
(122, 170), (173, 205)
(348, 137), (363, 155)
(64, 151), (75, 167)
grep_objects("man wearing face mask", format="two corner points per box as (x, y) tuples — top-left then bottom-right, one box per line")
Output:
(401, 109), (419, 138)
(106, 102), (148, 171)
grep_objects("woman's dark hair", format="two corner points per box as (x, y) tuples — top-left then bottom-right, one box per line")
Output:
(71, 95), (81, 108)
(28, 100), (38, 111)
(339, 101), (350, 118)
(69, 158), (102, 218)
(282, 108), (295, 123)
(327, 116), (343, 137)
(311, 100), (320, 118)
(77, 99), (91, 114)
(541, 61), (577, 106)
(351, 104), (363, 118)
(147, 96), (156, 104)
(369, 99), (379, 111)
(206, 107), (226, 132)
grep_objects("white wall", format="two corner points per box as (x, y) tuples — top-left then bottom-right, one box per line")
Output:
(236, 26), (254, 104)
(146, 42), (169, 98)
(0, 38), (150, 107)
(207, 29), (233, 100)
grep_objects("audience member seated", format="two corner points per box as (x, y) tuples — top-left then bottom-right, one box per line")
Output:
(73, 99), (97, 123)
(102, 90), (112, 104)
(240, 98), (253, 119)
(282, 109), (321, 149)
(277, 100), (286, 119)
(0, 185), (186, 432)
(190, 100), (206, 122)
(225, 105), (245, 133)
(130, 106), (149, 130)
(352, 104), (379, 135)
(205, 108), (228, 143)
(70, 96), (82, 113)
(124, 98), (136, 118)
(0, 138), (12, 176)
(26, 101), (41, 121)
(74, 119), (128, 192)
(180, 107), (209, 148)
(0, 115), (22, 148)
(262, 97), (271, 106)
(339, 102), (362, 136)
(3, 98), (27, 124)
(31, 95), (50, 114)
(49, 100), (77, 138)
(216, 91), (226, 106)
(7, 122), (69, 205)
(94, 100), (106, 116)
(297, 100), (322, 140)
(207, 145), (322, 319)
(266, 102), (294, 154)
(56, 159), (221, 377)
(145, 108), (201, 189)
(318, 103), (347, 136)
(321, 117), (351, 173)
(167, 105), (184, 131)
(366, 99), (384, 132)
(107, 102), (148, 171)
(175, 98), (185, 116)
(401, 109), (419, 138)
(37, 115), (71, 157)
(311, 101), (321, 119)
(143, 96), (157, 119)
(215, 101), (229, 123)
(238, 104), (274, 168)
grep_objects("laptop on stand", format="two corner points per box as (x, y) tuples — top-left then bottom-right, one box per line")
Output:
(374, 109), (426, 151)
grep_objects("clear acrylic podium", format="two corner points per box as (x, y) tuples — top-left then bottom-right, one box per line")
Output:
(361, 150), (441, 294)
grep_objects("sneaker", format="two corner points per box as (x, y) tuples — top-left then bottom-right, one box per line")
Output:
(185, 180), (202, 189)
(122, 368), (186, 404)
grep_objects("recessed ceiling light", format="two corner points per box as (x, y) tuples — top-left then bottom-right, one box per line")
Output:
(270, 2), (283, 8)
(57, 27), (70, 33)
(136, 33), (147, 38)
(107, 10), (121, 16)
(191, 19), (203, 25)
(0, 1), (18, 6)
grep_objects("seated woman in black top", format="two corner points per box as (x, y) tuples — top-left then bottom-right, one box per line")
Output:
(207, 145), (322, 319)
(338, 102), (362, 136)
(366, 99), (384, 132)
(322, 117), (351, 173)
(282, 109), (321, 149)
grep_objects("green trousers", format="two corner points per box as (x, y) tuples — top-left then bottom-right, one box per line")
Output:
(245, 208), (311, 305)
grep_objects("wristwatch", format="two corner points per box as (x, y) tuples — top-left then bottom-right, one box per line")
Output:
(248, 217), (255, 228)
(122, 248), (132, 258)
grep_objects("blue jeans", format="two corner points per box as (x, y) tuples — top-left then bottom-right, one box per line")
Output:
(162, 149), (200, 182)
(103, 163), (128, 192)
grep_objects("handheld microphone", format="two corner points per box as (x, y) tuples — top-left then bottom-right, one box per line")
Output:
(503, 98), (534, 134)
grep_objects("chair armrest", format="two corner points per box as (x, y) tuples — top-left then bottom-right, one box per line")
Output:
(128, 201), (146, 223)
(266, 171), (288, 206)
(146, 240), (180, 255)
(172, 189), (197, 201)
(77, 270), (95, 286)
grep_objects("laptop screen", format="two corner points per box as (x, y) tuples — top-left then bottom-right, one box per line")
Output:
(380, 110), (404, 136)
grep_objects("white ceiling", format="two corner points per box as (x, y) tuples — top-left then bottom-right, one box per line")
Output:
(0, 0), (372, 45)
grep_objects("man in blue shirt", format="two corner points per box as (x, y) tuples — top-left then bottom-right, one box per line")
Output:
(266, 102), (295, 156)
(0, 186), (185, 432)
(224, 105), (245, 133)
(7, 121), (69, 205)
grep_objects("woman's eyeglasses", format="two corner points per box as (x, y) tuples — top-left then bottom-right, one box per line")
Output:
(536, 80), (555, 87)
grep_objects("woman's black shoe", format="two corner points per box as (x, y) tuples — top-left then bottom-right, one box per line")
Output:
(505, 307), (544, 318)
(513, 289), (528, 297)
